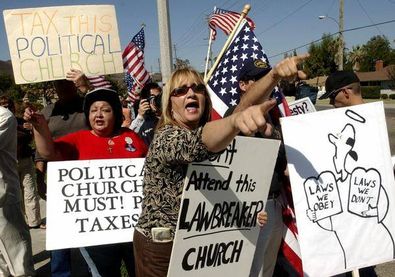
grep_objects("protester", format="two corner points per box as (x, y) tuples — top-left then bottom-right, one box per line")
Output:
(0, 96), (43, 229)
(33, 78), (89, 276)
(319, 71), (376, 277)
(0, 106), (36, 276)
(319, 71), (363, 107)
(122, 98), (133, 127)
(224, 59), (288, 277)
(130, 82), (162, 146)
(133, 67), (278, 277)
(25, 88), (147, 277)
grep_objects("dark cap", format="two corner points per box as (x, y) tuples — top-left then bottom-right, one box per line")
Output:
(83, 88), (123, 131)
(319, 71), (360, 100)
(238, 59), (271, 81)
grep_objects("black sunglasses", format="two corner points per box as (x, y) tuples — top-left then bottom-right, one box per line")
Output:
(171, 83), (206, 97)
(329, 86), (352, 99)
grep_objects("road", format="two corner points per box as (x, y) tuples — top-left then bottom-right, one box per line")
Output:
(30, 102), (395, 276)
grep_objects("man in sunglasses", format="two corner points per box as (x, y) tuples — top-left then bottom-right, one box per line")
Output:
(319, 71), (363, 107)
(224, 59), (287, 277)
(320, 71), (378, 277)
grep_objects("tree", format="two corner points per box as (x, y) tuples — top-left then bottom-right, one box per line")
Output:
(174, 58), (190, 70)
(303, 34), (338, 78)
(345, 45), (365, 71)
(359, 35), (395, 71)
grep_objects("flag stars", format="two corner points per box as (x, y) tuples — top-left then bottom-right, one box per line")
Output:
(230, 99), (237, 106)
(232, 45), (239, 52)
(235, 37), (240, 43)
(230, 75), (237, 84)
(242, 35), (249, 41)
(253, 37), (258, 43)
(241, 53), (248, 61)
(222, 67), (228, 75)
(220, 77), (227, 85)
(212, 80), (218, 87)
(244, 26), (250, 32)
(252, 44), (259, 51)
(251, 52), (258, 60)
(215, 71), (220, 77)
(230, 65), (237, 73)
(223, 58), (229, 65)
(219, 87), (227, 95)
(231, 55), (238, 62)
(230, 87), (238, 95)
(242, 43), (249, 50)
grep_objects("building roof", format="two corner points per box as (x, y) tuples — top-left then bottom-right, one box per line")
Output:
(305, 65), (395, 87)
(355, 65), (394, 82)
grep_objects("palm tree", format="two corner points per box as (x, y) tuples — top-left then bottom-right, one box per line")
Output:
(347, 45), (365, 71)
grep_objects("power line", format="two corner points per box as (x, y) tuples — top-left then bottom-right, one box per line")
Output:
(355, 0), (384, 36)
(268, 19), (395, 59)
(256, 0), (315, 35)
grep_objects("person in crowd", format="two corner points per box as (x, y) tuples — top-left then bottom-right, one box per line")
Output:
(319, 71), (376, 277)
(0, 96), (43, 229)
(130, 82), (162, 146)
(133, 67), (282, 277)
(33, 77), (89, 276)
(319, 71), (363, 107)
(121, 98), (133, 127)
(224, 59), (288, 277)
(25, 88), (147, 277)
(0, 106), (36, 276)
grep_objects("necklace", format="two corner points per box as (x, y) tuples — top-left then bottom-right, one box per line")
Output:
(107, 138), (115, 153)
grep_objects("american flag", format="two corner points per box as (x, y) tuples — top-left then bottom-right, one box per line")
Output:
(207, 20), (301, 275)
(124, 72), (142, 104)
(207, 20), (269, 119)
(208, 8), (255, 40)
(86, 75), (112, 89)
(122, 27), (151, 100)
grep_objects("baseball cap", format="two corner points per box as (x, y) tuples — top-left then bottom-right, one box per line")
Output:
(238, 59), (272, 81)
(319, 71), (360, 100)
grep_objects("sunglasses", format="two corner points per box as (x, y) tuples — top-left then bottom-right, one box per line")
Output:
(329, 87), (351, 99)
(171, 83), (206, 97)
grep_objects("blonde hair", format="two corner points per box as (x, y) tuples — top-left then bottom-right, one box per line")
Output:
(157, 68), (212, 129)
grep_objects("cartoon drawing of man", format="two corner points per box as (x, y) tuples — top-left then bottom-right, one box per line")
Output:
(306, 117), (394, 269)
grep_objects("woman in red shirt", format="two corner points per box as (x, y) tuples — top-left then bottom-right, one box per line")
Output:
(25, 88), (147, 277)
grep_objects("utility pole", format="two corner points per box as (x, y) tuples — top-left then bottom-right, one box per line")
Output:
(339, 0), (344, 70)
(173, 44), (178, 69)
(157, 0), (173, 84)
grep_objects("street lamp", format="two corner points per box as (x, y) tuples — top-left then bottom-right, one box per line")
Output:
(318, 15), (344, 70)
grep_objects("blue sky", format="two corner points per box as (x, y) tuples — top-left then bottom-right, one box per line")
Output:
(1, 0), (395, 73)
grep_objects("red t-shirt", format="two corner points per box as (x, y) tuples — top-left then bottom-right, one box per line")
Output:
(55, 128), (147, 160)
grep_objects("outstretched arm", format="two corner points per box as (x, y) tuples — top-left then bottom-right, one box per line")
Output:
(235, 54), (309, 113)
(66, 69), (92, 93)
(202, 99), (276, 152)
(23, 107), (63, 161)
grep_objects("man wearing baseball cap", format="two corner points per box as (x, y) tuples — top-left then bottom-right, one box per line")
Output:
(319, 71), (363, 107)
(225, 59), (287, 277)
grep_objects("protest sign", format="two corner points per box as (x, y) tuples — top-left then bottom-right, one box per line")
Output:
(167, 136), (280, 276)
(46, 158), (144, 250)
(281, 102), (395, 276)
(288, 97), (316, 116)
(3, 5), (123, 84)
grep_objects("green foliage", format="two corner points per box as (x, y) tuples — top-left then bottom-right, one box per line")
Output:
(304, 34), (338, 78)
(390, 94), (395, 100)
(381, 94), (388, 99)
(361, 86), (380, 99)
(358, 36), (395, 71)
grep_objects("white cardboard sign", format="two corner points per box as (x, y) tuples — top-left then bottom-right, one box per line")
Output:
(288, 97), (316, 116)
(167, 136), (280, 276)
(281, 102), (395, 276)
(46, 158), (144, 250)
(3, 5), (123, 84)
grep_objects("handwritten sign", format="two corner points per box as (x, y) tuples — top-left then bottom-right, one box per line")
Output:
(46, 158), (144, 250)
(281, 102), (395, 276)
(304, 171), (342, 221)
(288, 97), (316, 116)
(167, 136), (280, 276)
(3, 5), (123, 84)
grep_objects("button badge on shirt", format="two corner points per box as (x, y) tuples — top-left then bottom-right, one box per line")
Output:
(125, 137), (136, 152)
